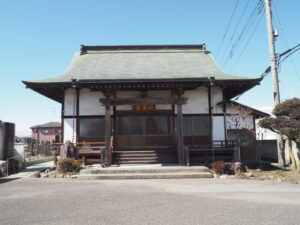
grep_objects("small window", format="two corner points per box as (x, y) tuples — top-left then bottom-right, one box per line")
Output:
(42, 129), (49, 134)
(183, 116), (210, 144)
(79, 118), (106, 142)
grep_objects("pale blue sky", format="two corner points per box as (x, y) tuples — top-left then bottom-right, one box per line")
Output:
(0, 0), (299, 136)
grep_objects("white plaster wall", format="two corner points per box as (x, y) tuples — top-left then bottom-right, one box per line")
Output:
(79, 88), (105, 115)
(213, 116), (225, 141)
(64, 88), (76, 116)
(226, 115), (254, 130)
(63, 119), (77, 142)
(116, 90), (172, 110)
(211, 87), (223, 114)
(181, 87), (208, 114)
(225, 103), (235, 114)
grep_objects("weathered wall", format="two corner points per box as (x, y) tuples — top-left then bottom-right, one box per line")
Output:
(79, 88), (105, 115)
(0, 122), (15, 160)
(116, 90), (172, 111)
(182, 87), (208, 114)
(63, 119), (76, 142)
(64, 87), (225, 115)
(211, 87), (223, 114)
(213, 116), (225, 140)
(63, 87), (229, 142)
(64, 88), (77, 116)
(226, 115), (254, 130)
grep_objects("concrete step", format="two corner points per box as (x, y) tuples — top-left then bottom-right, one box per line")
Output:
(113, 150), (175, 153)
(113, 161), (177, 165)
(80, 166), (210, 174)
(76, 172), (213, 180)
(113, 157), (177, 163)
(113, 154), (175, 158)
(113, 156), (176, 159)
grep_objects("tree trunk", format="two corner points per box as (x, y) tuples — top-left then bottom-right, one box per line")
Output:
(288, 139), (298, 170)
(291, 140), (300, 170)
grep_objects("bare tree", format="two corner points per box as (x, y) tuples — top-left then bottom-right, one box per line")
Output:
(226, 103), (256, 163)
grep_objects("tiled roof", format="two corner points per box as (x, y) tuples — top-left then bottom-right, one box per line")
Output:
(25, 45), (259, 83)
(30, 122), (61, 129)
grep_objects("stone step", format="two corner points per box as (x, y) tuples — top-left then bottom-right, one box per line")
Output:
(80, 166), (210, 174)
(113, 154), (175, 157)
(113, 150), (174, 153)
(113, 153), (175, 156)
(113, 160), (176, 165)
(113, 156), (177, 160)
(113, 150), (177, 164)
(77, 172), (213, 180)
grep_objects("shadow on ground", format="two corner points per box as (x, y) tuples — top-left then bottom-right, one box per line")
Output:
(0, 178), (19, 184)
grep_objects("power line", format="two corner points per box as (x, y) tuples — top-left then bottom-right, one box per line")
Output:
(261, 43), (300, 78)
(216, 0), (240, 59)
(221, 0), (262, 68)
(229, 0), (264, 58)
(272, 1), (300, 83)
(229, 13), (264, 72)
(218, 0), (250, 66)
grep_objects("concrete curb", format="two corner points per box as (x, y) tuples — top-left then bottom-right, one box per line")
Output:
(6, 161), (55, 179)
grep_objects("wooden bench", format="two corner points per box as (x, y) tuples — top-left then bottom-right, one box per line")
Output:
(78, 147), (105, 165)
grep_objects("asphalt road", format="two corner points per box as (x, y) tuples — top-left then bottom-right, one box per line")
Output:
(0, 178), (300, 225)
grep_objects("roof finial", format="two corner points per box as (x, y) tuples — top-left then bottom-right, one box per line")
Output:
(80, 45), (87, 55)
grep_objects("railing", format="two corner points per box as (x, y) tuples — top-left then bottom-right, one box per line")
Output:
(184, 140), (237, 148)
(51, 139), (114, 167)
(184, 140), (237, 166)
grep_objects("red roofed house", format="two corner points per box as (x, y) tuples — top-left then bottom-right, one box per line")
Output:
(31, 122), (61, 143)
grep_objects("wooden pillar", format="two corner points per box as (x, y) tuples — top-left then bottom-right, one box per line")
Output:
(76, 88), (80, 143)
(208, 79), (215, 162)
(113, 91), (117, 151)
(208, 85), (213, 142)
(176, 90), (185, 165)
(104, 92), (111, 167)
(223, 104), (228, 142)
(222, 89), (228, 142)
(61, 96), (64, 143)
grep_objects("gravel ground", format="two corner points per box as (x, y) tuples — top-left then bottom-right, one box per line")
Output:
(0, 178), (300, 225)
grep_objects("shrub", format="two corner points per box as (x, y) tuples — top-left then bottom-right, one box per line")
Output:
(57, 158), (81, 173)
(211, 161), (227, 175)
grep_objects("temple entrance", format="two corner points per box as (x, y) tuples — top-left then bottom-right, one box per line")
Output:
(115, 115), (174, 150)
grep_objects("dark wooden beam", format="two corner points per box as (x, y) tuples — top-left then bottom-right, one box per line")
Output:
(76, 88), (80, 143)
(222, 89), (228, 141)
(100, 97), (187, 106)
(113, 91), (117, 154)
(103, 91), (112, 167)
(208, 85), (213, 141)
(61, 95), (65, 142)
(175, 89), (185, 165)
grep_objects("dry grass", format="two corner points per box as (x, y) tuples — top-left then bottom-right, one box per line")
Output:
(248, 169), (300, 180)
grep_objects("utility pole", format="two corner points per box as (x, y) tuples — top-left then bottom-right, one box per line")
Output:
(265, 0), (280, 104)
(264, 0), (284, 166)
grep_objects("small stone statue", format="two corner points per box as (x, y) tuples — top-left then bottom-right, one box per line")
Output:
(60, 141), (78, 160)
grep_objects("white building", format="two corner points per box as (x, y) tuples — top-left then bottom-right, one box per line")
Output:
(23, 45), (268, 165)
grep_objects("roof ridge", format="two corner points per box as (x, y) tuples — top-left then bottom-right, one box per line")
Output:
(80, 44), (206, 55)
